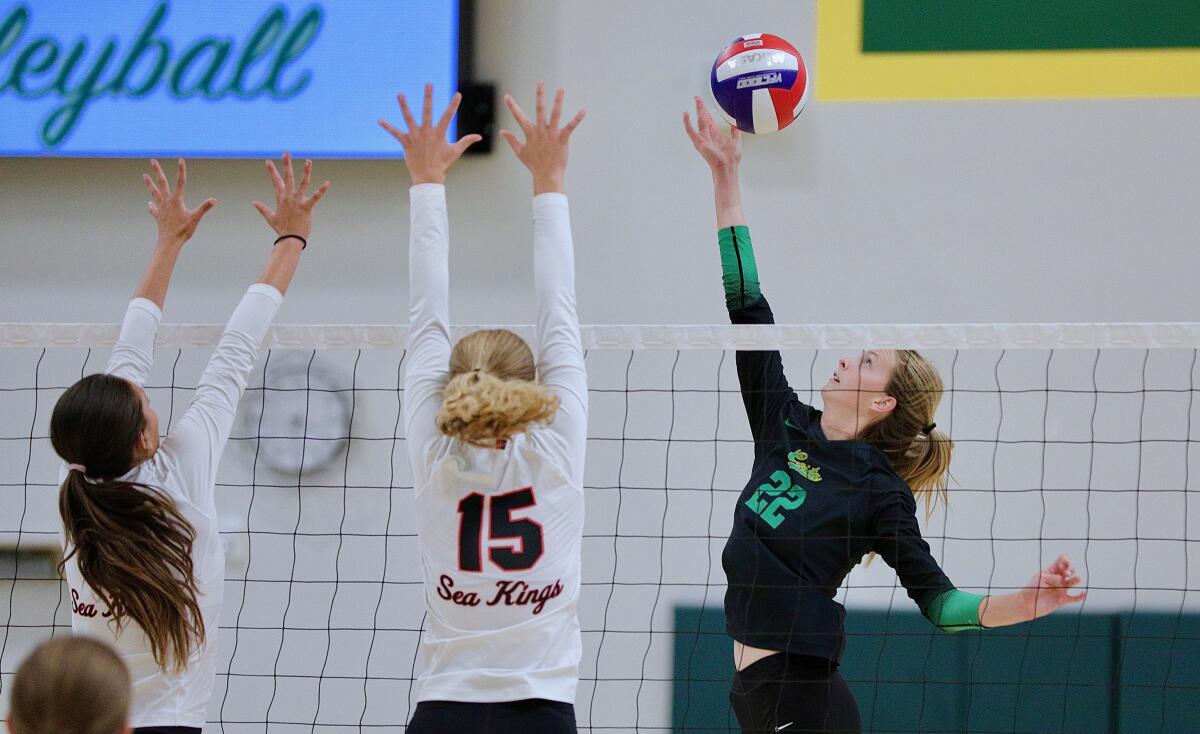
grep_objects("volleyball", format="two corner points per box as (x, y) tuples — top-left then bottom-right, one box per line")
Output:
(710, 33), (809, 134)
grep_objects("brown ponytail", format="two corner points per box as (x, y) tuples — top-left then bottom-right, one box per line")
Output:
(50, 374), (205, 672)
(859, 350), (954, 512)
(436, 329), (560, 445)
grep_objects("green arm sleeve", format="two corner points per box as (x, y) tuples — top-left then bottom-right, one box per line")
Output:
(927, 588), (988, 632)
(717, 225), (761, 310)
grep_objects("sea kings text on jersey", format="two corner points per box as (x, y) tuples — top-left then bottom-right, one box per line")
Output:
(437, 574), (564, 616)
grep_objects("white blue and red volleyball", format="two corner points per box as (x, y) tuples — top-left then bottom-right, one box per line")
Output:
(710, 33), (809, 134)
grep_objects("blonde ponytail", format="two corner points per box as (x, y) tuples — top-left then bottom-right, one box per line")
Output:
(860, 350), (954, 513)
(899, 426), (953, 514)
(436, 329), (560, 445)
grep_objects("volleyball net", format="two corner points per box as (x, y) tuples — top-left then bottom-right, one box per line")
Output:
(1, 322), (1198, 732)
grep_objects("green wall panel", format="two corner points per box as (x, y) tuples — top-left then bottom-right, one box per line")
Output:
(672, 608), (1198, 733)
(862, 0), (1200, 53)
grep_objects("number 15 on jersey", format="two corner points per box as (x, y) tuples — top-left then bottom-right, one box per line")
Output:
(457, 487), (544, 572)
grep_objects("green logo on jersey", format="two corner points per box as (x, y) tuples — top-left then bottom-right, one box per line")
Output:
(787, 449), (822, 483)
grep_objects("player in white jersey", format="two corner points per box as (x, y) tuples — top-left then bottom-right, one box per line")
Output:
(379, 82), (587, 733)
(49, 155), (329, 734)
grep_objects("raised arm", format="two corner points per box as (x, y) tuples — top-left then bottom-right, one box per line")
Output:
(683, 96), (745, 231)
(379, 84), (481, 476)
(684, 97), (798, 441)
(164, 154), (329, 506)
(501, 83), (588, 478)
(106, 159), (217, 384)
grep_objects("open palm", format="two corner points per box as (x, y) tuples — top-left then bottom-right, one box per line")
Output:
(379, 83), (481, 185)
(142, 159), (216, 244)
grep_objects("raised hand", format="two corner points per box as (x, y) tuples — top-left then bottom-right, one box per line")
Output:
(500, 81), (586, 194)
(252, 152), (330, 241)
(683, 96), (742, 176)
(143, 158), (217, 246)
(1019, 554), (1087, 620)
(379, 83), (482, 185)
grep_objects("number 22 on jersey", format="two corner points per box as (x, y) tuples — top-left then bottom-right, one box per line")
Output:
(745, 470), (807, 529)
(457, 487), (544, 572)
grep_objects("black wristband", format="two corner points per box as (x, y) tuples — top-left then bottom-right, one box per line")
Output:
(274, 234), (307, 250)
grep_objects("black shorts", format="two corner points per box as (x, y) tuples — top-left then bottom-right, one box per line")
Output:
(407, 699), (577, 734)
(729, 653), (861, 734)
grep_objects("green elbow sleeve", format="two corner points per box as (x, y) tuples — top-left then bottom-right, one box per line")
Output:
(927, 588), (987, 632)
(717, 225), (760, 309)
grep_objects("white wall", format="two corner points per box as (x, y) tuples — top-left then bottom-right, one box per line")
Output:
(3, 1), (1198, 326)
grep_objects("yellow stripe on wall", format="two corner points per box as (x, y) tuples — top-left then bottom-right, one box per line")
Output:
(817, 0), (1200, 100)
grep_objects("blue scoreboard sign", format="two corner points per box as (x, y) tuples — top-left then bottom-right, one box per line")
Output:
(0, 1), (462, 156)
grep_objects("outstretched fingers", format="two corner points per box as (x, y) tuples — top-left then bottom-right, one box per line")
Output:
(422, 82), (434, 128)
(378, 118), (408, 144)
(151, 159), (171, 196)
(505, 94), (533, 134)
(453, 134), (483, 157)
(265, 159), (285, 196)
(252, 200), (274, 221)
(549, 87), (564, 128)
(397, 93), (418, 132)
(143, 173), (162, 201)
(174, 159), (187, 197)
(190, 197), (218, 223)
(561, 108), (586, 138)
(282, 152), (295, 192)
(694, 97), (712, 132)
(298, 159), (313, 197)
(499, 129), (523, 156)
(304, 179), (331, 210)
(437, 92), (462, 132)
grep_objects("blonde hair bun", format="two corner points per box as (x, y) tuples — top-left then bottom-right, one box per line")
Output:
(436, 330), (560, 444)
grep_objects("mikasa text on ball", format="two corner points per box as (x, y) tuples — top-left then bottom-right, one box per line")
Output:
(710, 33), (809, 134)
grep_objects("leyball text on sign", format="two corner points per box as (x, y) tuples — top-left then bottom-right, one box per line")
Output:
(0, 2), (324, 148)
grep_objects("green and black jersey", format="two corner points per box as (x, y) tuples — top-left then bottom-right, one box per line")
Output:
(718, 225), (985, 664)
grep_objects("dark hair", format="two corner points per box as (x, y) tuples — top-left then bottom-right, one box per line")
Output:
(50, 373), (205, 672)
(9, 636), (130, 734)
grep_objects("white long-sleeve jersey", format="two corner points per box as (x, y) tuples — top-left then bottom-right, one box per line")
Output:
(60, 284), (282, 729)
(404, 184), (588, 704)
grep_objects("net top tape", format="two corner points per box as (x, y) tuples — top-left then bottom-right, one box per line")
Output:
(2, 322), (1199, 350)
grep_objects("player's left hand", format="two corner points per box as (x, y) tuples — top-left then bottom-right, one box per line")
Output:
(501, 81), (585, 194)
(252, 152), (330, 240)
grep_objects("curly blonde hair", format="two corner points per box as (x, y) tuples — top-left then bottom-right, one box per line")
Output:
(436, 329), (560, 445)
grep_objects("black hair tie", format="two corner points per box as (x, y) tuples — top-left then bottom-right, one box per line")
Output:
(274, 234), (307, 250)
(924, 423), (937, 434)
